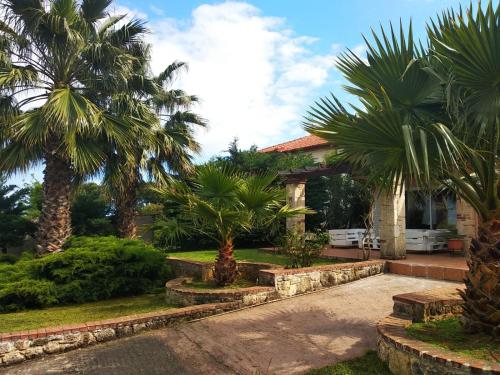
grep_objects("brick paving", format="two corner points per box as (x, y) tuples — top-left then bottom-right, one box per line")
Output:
(322, 248), (467, 269)
(1, 274), (457, 375)
(322, 248), (467, 282)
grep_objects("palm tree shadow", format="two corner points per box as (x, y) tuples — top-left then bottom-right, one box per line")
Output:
(178, 305), (379, 374)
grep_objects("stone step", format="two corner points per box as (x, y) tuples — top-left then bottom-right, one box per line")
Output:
(387, 261), (466, 282)
(392, 286), (464, 322)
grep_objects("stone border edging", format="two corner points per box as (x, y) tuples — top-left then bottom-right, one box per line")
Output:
(0, 301), (240, 367)
(165, 277), (278, 306)
(258, 259), (384, 276)
(377, 315), (500, 374)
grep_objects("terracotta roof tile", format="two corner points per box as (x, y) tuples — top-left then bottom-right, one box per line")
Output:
(259, 135), (329, 153)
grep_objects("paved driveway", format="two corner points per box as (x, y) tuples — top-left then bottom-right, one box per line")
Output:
(2, 275), (458, 375)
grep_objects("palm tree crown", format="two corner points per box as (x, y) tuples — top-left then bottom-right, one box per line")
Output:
(0, 0), (150, 253)
(163, 164), (310, 285)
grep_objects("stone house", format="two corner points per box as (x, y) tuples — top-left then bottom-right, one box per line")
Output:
(260, 134), (478, 259)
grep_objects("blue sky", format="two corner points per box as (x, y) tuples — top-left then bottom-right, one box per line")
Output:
(10, 0), (491, 185)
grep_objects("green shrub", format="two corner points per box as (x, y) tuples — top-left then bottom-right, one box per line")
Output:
(0, 254), (18, 264)
(0, 236), (171, 312)
(281, 231), (329, 268)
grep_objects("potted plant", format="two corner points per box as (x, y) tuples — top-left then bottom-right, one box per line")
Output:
(445, 229), (465, 255)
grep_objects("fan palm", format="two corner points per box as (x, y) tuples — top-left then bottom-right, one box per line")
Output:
(427, 2), (500, 336)
(0, 0), (148, 254)
(103, 60), (205, 238)
(163, 165), (311, 285)
(305, 3), (500, 337)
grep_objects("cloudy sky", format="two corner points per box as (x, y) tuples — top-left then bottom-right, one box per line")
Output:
(10, 0), (479, 184)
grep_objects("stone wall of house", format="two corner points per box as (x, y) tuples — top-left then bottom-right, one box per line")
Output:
(285, 181), (306, 233)
(258, 260), (385, 297)
(378, 186), (406, 260)
(456, 197), (479, 251)
(0, 302), (240, 367)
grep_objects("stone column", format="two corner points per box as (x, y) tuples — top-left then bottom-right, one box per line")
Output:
(285, 179), (306, 233)
(456, 197), (479, 252)
(378, 185), (406, 259)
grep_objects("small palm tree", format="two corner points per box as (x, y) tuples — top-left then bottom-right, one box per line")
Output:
(0, 0), (148, 254)
(306, 3), (500, 337)
(163, 165), (310, 285)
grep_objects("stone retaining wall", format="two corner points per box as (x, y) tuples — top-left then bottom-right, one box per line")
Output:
(168, 258), (214, 282)
(167, 258), (283, 283)
(0, 302), (240, 367)
(257, 260), (385, 297)
(165, 277), (278, 306)
(377, 315), (499, 374)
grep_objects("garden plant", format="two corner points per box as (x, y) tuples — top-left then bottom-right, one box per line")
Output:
(161, 165), (311, 285)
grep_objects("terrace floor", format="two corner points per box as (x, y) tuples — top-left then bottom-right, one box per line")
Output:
(322, 248), (467, 269)
(323, 248), (467, 282)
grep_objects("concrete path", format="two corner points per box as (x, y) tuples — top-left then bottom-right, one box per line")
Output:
(1, 275), (458, 375)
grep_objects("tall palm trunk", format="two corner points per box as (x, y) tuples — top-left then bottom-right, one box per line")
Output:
(214, 239), (238, 286)
(36, 151), (72, 255)
(115, 169), (139, 238)
(460, 217), (500, 338)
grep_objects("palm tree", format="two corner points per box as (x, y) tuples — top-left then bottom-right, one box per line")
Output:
(305, 3), (499, 337)
(103, 61), (205, 238)
(163, 165), (310, 285)
(427, 2), (500, 336)
(0, 0), (148, 254)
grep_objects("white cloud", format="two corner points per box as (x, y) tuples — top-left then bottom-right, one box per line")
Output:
(351, 44), (368, 63)
(141, 1), (339, 158)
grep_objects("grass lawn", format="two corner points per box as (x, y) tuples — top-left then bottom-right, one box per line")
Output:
(407, 317), (500, 363)
(307, 351), (391, 375)
(168, 248), (339, 267)
(0, 294), (175, 333)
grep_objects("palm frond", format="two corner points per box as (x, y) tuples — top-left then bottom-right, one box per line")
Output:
(80, 0), (112, 24)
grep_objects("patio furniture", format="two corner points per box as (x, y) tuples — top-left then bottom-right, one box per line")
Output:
(405, 229), (450, 253)
(328, 229), (365, 247)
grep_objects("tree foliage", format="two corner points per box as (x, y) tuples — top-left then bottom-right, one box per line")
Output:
(0, 176), (35, 252)
(71, 183), (114, 236)
(158, 164), (311, 285)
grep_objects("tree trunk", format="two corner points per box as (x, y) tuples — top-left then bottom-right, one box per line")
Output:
(36, 152), (72, 255)
(214, 239), (238, 286)
(115, 169), (139, 238)
(460, 217), (500, 338)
